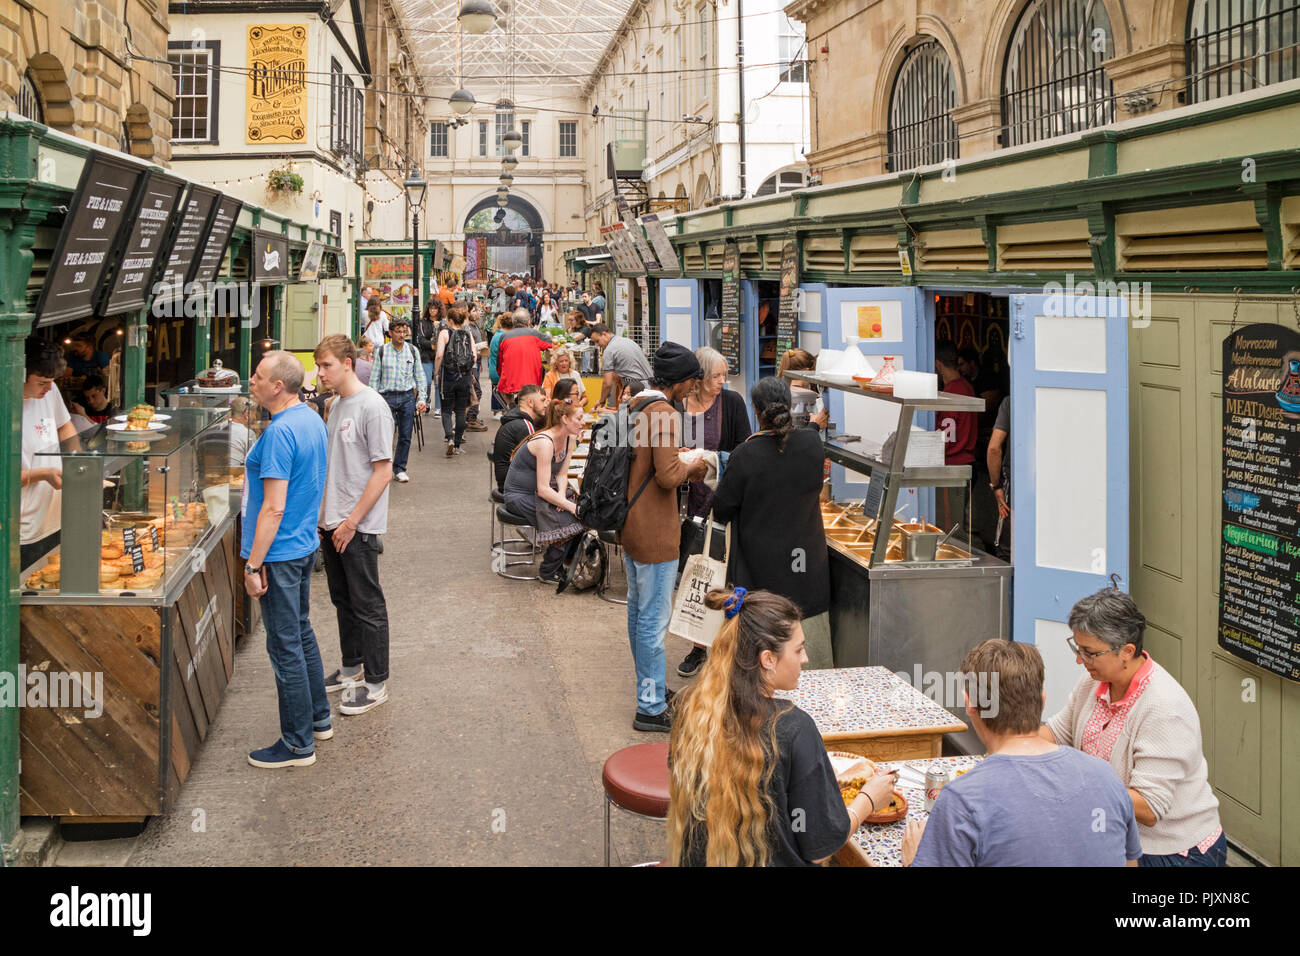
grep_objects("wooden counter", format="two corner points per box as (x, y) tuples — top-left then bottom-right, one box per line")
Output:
(18, 517), (239, 818)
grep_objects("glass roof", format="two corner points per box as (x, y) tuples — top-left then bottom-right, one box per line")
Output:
(398, 0), (636, 98)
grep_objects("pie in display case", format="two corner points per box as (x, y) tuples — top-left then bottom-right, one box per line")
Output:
(21, 405), (237, 600)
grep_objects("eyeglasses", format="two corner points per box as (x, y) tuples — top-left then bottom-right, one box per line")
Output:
(1066, 637), (1120, 662)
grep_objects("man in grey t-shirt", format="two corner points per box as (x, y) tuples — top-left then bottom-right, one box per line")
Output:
(904, 639), (1141, 867)
(313, 334), (395, 717)
(589, 324), (652, 408)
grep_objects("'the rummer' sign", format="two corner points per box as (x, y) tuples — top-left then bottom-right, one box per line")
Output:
(246, 25), (308, 144)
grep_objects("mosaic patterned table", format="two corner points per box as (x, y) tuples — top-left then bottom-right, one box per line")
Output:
(776, 666), (968, 761)
(835, 755), (984, 868)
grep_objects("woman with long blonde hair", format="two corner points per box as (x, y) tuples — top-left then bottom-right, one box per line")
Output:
(667, 587), (897, 866)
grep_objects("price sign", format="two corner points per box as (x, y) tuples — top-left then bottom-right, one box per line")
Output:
(130, 545), (145, 574)
(191, 195), (244, 285)
(156, 184), (220, 300)
(1217, 323), (1300, 683)
(719, 241), (741, 375)
(776, 238), (799, 357)
(149, 525), (159, 551)
(121, 527), (137, 550)
(101, 169), (186, 316)
(36, 152), (144, 326)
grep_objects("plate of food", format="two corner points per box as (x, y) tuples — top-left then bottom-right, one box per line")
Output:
(829, 751), (907, 823)
(113, 412), (170, 423)
(106, 422), (166, 439)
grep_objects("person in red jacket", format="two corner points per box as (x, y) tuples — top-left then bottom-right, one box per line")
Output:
(936, 341), (977, 546)
(496, 308), (554, 404)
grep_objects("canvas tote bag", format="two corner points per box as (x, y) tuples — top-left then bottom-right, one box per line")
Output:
(668, 518), (730, 648)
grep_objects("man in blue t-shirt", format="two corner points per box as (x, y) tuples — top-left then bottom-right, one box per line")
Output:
(241, 350), (330, 769)
(904, 639), (1142, 867)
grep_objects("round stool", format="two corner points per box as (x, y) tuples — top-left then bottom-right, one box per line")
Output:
(596, 530), (628, 606)
(494, 506), (539, 580)
(601, 742), (670, 866)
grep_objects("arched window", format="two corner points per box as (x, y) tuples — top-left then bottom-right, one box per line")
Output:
(1002, 0), (1115, 148)
(1187, 0), (1300, 104)
(887, 39), (959, 171)
(755, 168), (809, 196)
(17, 72), (43, 123)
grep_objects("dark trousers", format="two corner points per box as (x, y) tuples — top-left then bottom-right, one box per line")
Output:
(318, 528), (390, 683)
(467, 358), (484, 421)
(384, 391), (416, 473)
(1139, 832), (1227, 867)
(440, 375), (472, 447)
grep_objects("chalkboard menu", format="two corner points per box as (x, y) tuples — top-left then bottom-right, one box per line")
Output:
(719, 241), (740, 374)
(1217, 323), (1300, 683)
(776, 238), (799, 356)
(253, 230), (289, 284)
(36, 152), (144, 326)
(192, 195), (243, 285)
(157, 184), (219, 299)
(100, 170), (186, 316)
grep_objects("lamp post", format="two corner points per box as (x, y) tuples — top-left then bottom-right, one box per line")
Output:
(404, 164), (427, 316)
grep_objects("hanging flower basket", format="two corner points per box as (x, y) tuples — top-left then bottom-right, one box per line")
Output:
(266, 166), (304, 196)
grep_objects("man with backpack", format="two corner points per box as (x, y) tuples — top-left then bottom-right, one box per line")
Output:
(613, 343), (707, 732)
(435, 306), (477, 457)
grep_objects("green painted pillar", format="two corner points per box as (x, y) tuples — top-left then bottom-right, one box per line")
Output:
(124, 307), (148, 406)
(0, 119), (58, 859)
(194, 300), (211, 377)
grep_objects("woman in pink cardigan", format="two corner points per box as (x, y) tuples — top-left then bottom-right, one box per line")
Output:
(1040, 587), (1224, 866)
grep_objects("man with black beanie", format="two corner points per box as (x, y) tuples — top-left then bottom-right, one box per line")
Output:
(620, 341), (708, 732)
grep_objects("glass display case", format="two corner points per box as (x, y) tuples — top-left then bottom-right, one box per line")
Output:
(21, 406), (239, 600)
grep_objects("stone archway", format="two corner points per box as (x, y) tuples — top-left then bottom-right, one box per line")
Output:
(463, 193), (546, 280)
(24, 54), (75, 130)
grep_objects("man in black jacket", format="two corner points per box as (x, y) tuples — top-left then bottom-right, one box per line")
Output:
(492, 384), (549, 491)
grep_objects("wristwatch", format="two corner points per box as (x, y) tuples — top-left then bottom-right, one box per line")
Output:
(244, 563), (263, 576)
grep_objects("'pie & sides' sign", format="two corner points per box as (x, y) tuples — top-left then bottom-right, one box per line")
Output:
(36, 152), (143, 326)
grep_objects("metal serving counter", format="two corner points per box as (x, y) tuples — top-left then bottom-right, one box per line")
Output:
(828, 544), (1010, 755)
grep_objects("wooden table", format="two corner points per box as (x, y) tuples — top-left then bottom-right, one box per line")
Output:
(776, 666), (967, 761)
(835, 755), (983, 867)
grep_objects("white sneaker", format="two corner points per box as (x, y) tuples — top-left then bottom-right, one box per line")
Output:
(394, 471), (410, 483)
(492, 412), (502, 421)
(340, 684), (389, 716)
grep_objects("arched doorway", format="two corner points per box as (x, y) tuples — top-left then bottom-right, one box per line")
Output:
(463, 194), (545, 281)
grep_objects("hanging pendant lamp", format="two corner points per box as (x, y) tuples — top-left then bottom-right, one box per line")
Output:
(502, 128), (522, 152)
(458, 0), (496, 35)
(501, 154), (518, 172)
(450, 88), (475, 115)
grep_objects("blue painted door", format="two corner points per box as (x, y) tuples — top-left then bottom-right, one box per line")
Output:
(658, 278), (699, 349)
(1009, 293), (1129, 702)
(820, 286), (929, 512)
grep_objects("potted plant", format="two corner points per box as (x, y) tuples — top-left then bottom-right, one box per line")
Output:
(266, 165), (304, 196)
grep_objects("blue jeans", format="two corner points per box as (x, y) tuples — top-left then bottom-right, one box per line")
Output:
(421, 361), (438, 413)
(259, 551), (331, 754)
(384, 390), (416, 474)
(624, 556), (676, 716)
(1139, 832), (1227, 867)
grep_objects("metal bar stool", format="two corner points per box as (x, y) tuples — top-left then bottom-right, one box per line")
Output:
(487, 451), (531, 556)
(602, 742), (670, 866)
(596, 530), (628, 605)
(494, 505), (539, 580)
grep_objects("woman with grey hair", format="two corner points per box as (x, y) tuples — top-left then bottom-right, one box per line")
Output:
(675, 345), (752, 678)
(1039, 586), (1224, 866)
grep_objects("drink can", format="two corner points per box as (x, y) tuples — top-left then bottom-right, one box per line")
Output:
(924, 766), (950, 811)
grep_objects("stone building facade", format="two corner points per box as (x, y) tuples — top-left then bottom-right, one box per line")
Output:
(0, 0), (174, 161)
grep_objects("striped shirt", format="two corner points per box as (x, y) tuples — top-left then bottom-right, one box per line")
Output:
(371, 341), (427, 406)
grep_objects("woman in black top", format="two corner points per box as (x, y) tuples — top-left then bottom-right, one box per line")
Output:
(711, 376), (834, 668)
(668, 587), (896, 866)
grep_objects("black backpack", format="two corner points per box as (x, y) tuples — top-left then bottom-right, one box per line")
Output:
(576, 406), (655, 533)
(445, 326), (475, 377)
